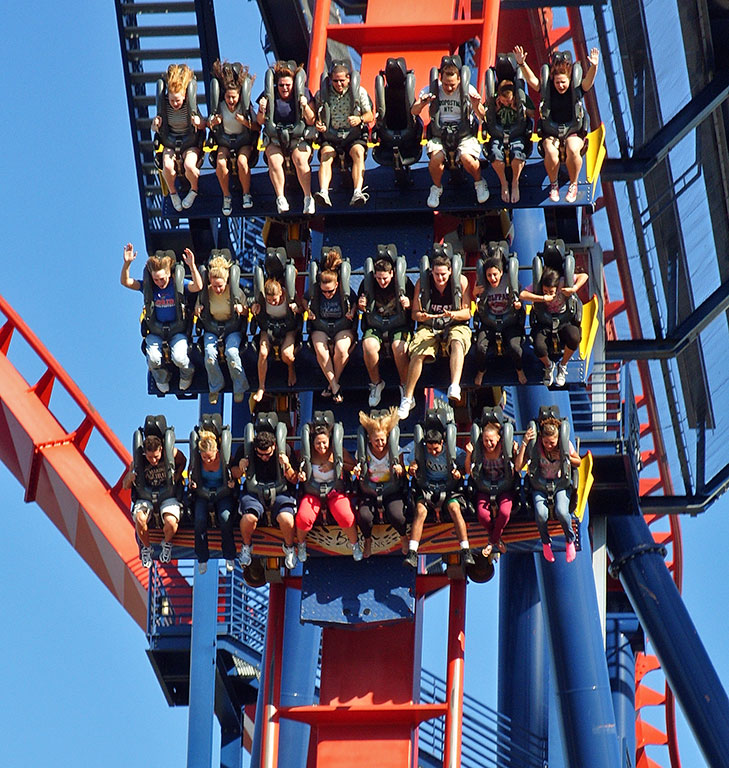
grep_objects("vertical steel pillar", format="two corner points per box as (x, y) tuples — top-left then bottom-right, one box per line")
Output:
(187, 564), (219, 768)
(259, 582), (286, 768)
(443, 579), (466, 768)
(608, 514), (729, 767)
(498, 553), (548, 765)
(605, 617), (638, 768)
(307, 0), (332, 89)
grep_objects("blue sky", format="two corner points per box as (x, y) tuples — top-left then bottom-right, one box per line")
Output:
(1, 2), (728, 767)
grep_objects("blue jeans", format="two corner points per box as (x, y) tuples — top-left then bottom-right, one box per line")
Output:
(145, 333), (193, 386)
(533, 488), (575, 545)
(194, 494), (236, 563)
(203, 331), (248, 394)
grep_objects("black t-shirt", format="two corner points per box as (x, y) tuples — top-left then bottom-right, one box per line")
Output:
(232, 443), (294, 486)
(257, 89), (313, 125)
(548, 81), (578, 125)
(141, 450), (185, 488)
(359, 278), (414, 318)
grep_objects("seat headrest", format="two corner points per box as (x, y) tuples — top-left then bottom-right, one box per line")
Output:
(494, 53), (518, 84)
(376, 243), (398, 265)
(312, 410), (335, 429)
(200, 413), (223, 437)
(479, 406), (505, 427)
(538, 405), (561, 423)
(440, 54), (463, 72)
(254, 411), (279, 434)
(265, 247), (287, 279)
(144, 414), (168, 438)
(385, 57), (407, 87)
(551, 50), (573, 67)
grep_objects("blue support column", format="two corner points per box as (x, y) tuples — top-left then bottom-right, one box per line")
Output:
(498, 552), (548, 765)
(605, 617), (639, 768)
(608, 515), (729, 767)
(187, 564), (219, 768)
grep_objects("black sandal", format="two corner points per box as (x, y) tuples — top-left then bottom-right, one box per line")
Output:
(321, 386), (333, 398)
(332, 389), (344, 404)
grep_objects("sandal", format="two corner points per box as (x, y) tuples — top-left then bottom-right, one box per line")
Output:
(332, 389), (344, 404)
(321, 386), (333, 398)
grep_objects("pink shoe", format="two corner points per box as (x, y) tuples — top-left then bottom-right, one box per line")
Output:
(565, 182), (578, 203)
(549, 182), (560, 202)
(565, 541), (576, 563)
(542, 543), (555, 563)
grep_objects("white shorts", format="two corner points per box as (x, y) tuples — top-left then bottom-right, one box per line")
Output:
(426, 135), (481, 161)
(132, 497), (182, 523)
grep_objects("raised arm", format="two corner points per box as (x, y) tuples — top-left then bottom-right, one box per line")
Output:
(120, 243), (141, 291)
(514, 46), (540, 92)
(581, 48), (600, 92)
(513, 425), (535, 473)
(182, 248), (203, 293)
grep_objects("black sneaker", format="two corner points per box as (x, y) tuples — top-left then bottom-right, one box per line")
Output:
(460, 549), (475, 567)
(403, 549), (418, 569)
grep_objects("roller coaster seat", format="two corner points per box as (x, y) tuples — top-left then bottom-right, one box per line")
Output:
(307, 246), (357, 339)
(474, 241), (525, 342)
(196, 249), (247, 345)
(372, 57), (423, 170)
(356, 409), (404, 504)
(530, 239), (583, 340)
(188, 414), (234, 508)
(361, 243), (411, 339)
(299, 410), (345, 500)
(242, 412), (290, 518)
(483, 53), (533, 159)
(141, 251), (190, 343)
(154, 75), (205, 172)
(418, 242), (464, 333)
(206, 68), (259, 170)
(251, 247), (302, 343)
(538, 51), (588, 155)
(131, 415), (181, 519)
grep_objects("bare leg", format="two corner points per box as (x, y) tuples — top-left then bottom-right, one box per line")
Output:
(410, 502), (428, 544)
(237, 147), (253, 194)
(428, 150), (446, 187)
(350, 143), (366, 189)
(492, 158), (509, 201)
(331, 331), (354, 388)
(216, 147), (232, 196)
(135, 511), (151, 548)
(280, 331), (297, 386)
(254, 333), (271, 402)
(311, 331), (336, 389)
(318, 146), (335, 192)
(543, 137), (560, 183)
(460, 152), (482, 182)
(392, 339), (410, 385)
(276, 510), (296, 547)
(404, 354), (427, 399)
(565, 135), (584, 184)
(183, 148), (201, 191)
(362, 335), (381, 385)
(161, 149), (178, 194)
(162, 513), (178, 544)
(511, 157), (525, 203)
(292, 146), (313, 196)
(449, 338), (465, 389)
(448, 501), (469, 544)
(239, 513), (258, 546)
(265, 145), (287, 197)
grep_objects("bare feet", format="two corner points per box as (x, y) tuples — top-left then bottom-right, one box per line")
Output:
(400, 535), (409, 555)
(287, 366), (297, 387)
(253, 388), (265, 403)
(474, 370), (485, 386)
(510, 185), (520, 204)
(501, 187), (510, 203)
(517, 369), (528, 385)
(363, 538), (372, 558)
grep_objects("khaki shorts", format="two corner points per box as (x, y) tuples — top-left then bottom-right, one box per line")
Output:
(132, 497), (181, 523)
(426, 135), (481, 161)
(409, 324), (472, 358)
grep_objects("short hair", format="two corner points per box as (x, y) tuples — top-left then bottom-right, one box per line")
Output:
(197, 429), (218, 454)
(431, 253), (452, 270)
(551, 59), (572, 78)
(497, 80), (514, 97)
(331, 63), (350, 78)
(373, 258), (394, 273)
(441, 64), (460, 78)
(483, 422), (502, 435)
(425, 428), (444, 444)
(540, 267), (561, 289)
(274, 61), (302, 82)
(254, 431), (276, 451)
(313, 424), (331, 437)
(143, 435), (163, 452)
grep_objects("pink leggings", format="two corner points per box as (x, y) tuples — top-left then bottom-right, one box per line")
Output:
(296, 490), (355, 531)
(475, 491), (514, 543)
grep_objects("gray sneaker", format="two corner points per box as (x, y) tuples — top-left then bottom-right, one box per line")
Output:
(352, 542), (364, 561)
(160, 540), (172, 564)
(555, 362), (568, 387)
(242, 193), (253, 209)
(542, 361), (556, 387)
(140, 545), (153, 569)
(179, 372), (194, 391)
(297, 542), (308, 563)
(282, 544), (297, 570)
(238, 544), (252, 567)
(198, 561), (208, 574)
(403, 549), (418, 569)
(368, 380), (385, 407)
(349, 188), (369, 206)
(315, 189), (332, 207)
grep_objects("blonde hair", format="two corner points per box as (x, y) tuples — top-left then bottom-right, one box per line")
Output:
(167, 63), (194, 95)
(483, 422), (501, 436)
(359, 407), (399, 438)
(197, 429), (219, 454)
(320, 249), (342, 284)
(264, 277), (283, 298)
(146, 253), (175, 274)
(208, 254), (232, 282)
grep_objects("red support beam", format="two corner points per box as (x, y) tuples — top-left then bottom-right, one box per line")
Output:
(443, 579), (466, 768)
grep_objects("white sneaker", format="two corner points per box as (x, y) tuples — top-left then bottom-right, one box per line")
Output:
(474, 179), (489, 203)
(565, 183), (578, 204)
(368, 380), (385, 407)
(555, 362), (568, 387)
(397, 396), (414, 419)
(352, 542), (363, 561)
(447, 383), (461, 402)
(225, 559), (235, 572)
(181, 189), (198, 209)
(140, 545), (153, 569)
(549, 182), (560, 202)
(315, 189), (332, 207)
(427, 185), (443, 209)
(242, 193), (253, 209)
(154, 376), (170, 394)
(276, 195), (289, 214)
(543, 361), (556, 387)
(282, 544), (297, 570)
(297, 542), (308, 563)
(198, 561), (208, 574)
(170, 193), (183, 212)
(179, 372), (194, 391)
(222, 196), (232, 216)
(349, 188), (368, 206)
(303, 195), (315, 215)
(238, 544), (252, 567)
(160, 540), (172, 564)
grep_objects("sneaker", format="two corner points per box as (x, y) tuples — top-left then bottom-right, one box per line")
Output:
(276, 195), (289, 214)
(314, 189), (332, 207)
(555, 362), (568, 387)
(368, 380), (385, 407)
(238, 544), (252, 567)
(226, 559), (235, 572)
(155, 378), (170, 394)
(352, 542), (364, 561)
(160, 540), (173, 564)
(170, 193), (183, 212)
(397, 396), (414, 419)
(447, 383), (461, 402)
(460, 548), (475, 567)
(542, 543), (555, 563)
(565, 541), (577, 563)
(234, 391), (245, 403)
(181, 189), (198, 209)
(242, 193), (253, 209)
(303, 195), (315, 215)
(222, 196), (232, 216)
(209, 391), (219, 405)
(565, 182), (578, 204)
(496, 539), (508, 555)
(474, 179), (489, 204)
(282, 544), (297, 570)
(403, 549), (418, 569)
(140, 545), (153, 569)
(179, 372), (194, 391)
(426, 185), (443, 209)
(297, 542), (308, 563)
(198, 561), (208, 574)
(349, 188), (369, 206)
(542, 361), (556, 387)
(549, 181), (560, 203)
